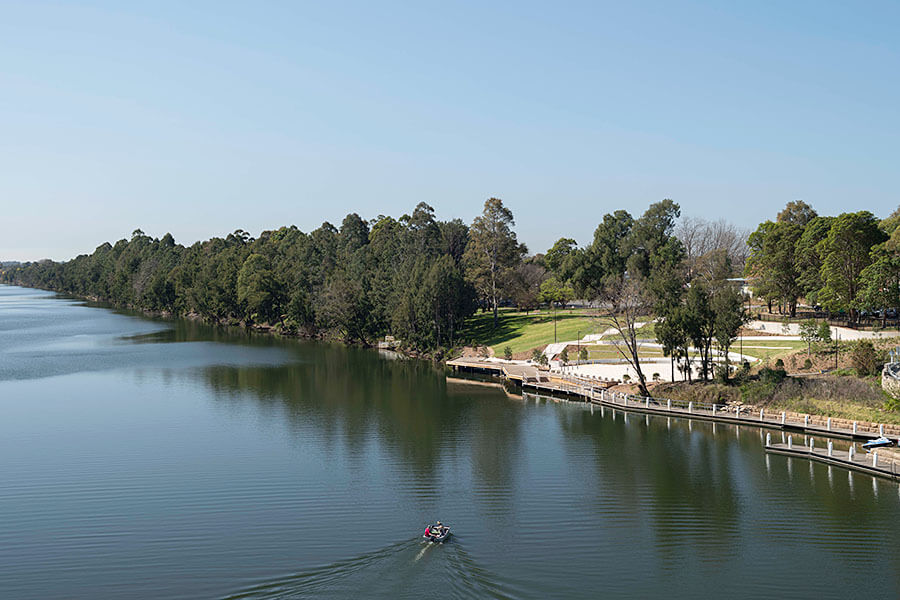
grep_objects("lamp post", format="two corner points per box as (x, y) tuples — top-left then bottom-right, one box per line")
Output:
(577, 330), (580, 362)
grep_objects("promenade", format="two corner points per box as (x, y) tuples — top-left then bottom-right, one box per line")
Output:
(448, 356), (900, 481)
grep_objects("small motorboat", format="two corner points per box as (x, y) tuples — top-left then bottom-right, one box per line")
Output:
(862, 436), (895, 451)
(424, 523), (451, 543)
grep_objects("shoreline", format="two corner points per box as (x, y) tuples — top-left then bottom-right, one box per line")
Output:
(4, 282), (444, 362)
(449, 356), (900, 439)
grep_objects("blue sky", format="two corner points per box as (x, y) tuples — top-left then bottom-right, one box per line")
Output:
(1, 0), (898, 261)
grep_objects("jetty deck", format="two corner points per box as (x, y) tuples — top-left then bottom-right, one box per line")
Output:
(446, 357), (549, 383)
(448, 358), (890, 443)
(448, 358), (900, 483)
(766, 439), (900, 481)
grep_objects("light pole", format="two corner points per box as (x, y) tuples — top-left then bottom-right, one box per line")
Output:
(577, 330), (581, 362)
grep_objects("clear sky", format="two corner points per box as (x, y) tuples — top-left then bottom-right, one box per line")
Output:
(1, 0), (898, 261)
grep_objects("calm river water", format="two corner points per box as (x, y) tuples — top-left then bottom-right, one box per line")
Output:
(1, 284), (899, 598)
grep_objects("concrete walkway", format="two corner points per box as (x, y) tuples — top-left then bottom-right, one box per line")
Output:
(747, 320), (900, 340)
(526, 317), (900, 384)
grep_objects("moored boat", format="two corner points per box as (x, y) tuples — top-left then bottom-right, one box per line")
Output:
(862, 436), (894, 451)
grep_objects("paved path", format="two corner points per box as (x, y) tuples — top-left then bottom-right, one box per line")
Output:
(747, 320), (900, 340)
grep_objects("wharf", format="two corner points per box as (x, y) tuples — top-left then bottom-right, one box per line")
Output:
(448, 357), (889, 443)
(446, 357), (549, 383)
(766, 439), (900, 481)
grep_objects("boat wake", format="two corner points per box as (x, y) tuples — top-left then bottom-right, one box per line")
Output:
(222, 536), (516, 600)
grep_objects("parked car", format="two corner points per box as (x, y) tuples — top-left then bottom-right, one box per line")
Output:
(887, 308), (898, 319)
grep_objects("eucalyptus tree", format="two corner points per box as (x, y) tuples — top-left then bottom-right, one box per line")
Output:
(817, 211), (887, 321)
(794, 216), (834, 306)
(464, 198), (526, 329)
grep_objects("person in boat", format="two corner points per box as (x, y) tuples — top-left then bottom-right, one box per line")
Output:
(433, 521), (445, 535)
(424, 525), (432, 536)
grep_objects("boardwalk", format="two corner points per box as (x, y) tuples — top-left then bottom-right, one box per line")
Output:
(448, 359), (900, 484)
(446, 357), (549, 383)
(448, 357), (893, 444)
(766, 438), (900, 481)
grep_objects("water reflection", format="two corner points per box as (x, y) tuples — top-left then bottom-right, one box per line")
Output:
(3, 284), (900, 598)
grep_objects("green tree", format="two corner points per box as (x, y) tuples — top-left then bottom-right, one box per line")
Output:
(799, 319), (818, 357)
(684, 282), (715, 381)
(627, 198), (684, 278)
(851, 341), (881, 377)
(464, 198), (525, 329)
(712, 282), (746, 380)
(237, 253), (281, 324)
(795, 216), (834, 306)
(577, 210), (634, 296)
(746, 220), (802, 315)
(545, 238), (577, 278)
(777, 200), (817, 226)
(817, 211), (887, 321)
(880, 206), (900, 237)
(538, 276), (574, 343)
(858, 240), (900, 327)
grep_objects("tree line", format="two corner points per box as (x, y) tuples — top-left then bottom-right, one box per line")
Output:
(2, 196), (754, 394)
(2, 201), (528, 352)
(539, 200), (748, 395)
(746, 200), (900, 323)
(26, 195), (897, 397)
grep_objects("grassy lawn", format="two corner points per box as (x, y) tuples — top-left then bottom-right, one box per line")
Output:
(736, 340), (806, 361)
(461, 308), (805, 361)
(586, 345), (665, 360)
(461, 308), (597, 355)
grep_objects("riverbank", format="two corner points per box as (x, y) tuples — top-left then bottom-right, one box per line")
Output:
(9, 282), (446, 359)
(450, 357), (900, 436)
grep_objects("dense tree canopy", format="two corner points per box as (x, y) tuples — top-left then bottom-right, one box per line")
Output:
(745, 202), (899, 324)
(817, 211), (886, 318)
(2, 203), (479, 351)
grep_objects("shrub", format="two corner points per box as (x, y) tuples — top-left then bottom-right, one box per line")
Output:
(503, 346), (513, 361)
(759, 367), (787, 385)
(851, 341), (881, 377)
(531, 348), (542, 363)
(579, 347), (588, 361)
(652, 372), (660, 382)
(560, 347), (569, 364)
(817, 321), (832, 344)
(622, 374), (631, 383)
(538, 353), (548, 367)
(803, 358), (813, 370)
(715, 365), (729, 384)
(774, 358), (785, 368)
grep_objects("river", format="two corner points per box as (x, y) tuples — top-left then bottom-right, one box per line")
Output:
(0, 284), (898, 598)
